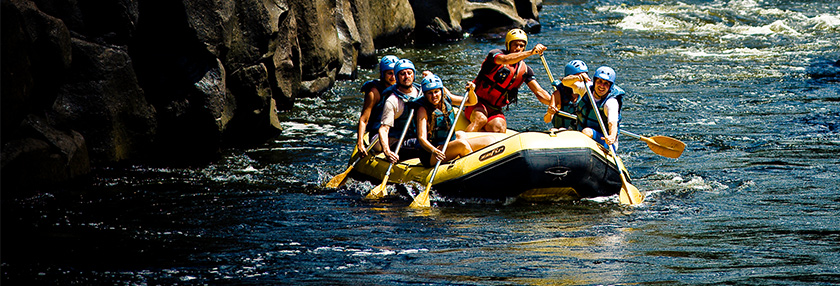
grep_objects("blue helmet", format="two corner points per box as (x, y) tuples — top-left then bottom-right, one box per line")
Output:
(564, 60), (588, 76)
(593, 66), (616, 84)
(595, 66), (615, 83)
(394, 59), (416, 76)
(378, 55), (399, 76)
(421, 75), (444, 93)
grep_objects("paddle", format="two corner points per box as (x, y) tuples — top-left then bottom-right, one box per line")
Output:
(365, 108), (416, 200)
(583, 86), (644, 205)
(550, 110), (684, 158)
(619, 130), (685, 159)
(540, 55), (558, 123)
(410, 91), (470, 208)
(325, 137), (381, 188)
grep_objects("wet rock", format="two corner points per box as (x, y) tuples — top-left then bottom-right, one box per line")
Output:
(226, 63), (282, 144)
(412, 0), (465, 43)
(0, 0), (544, 188)
(1, 115), (90, 190)
(51, 38), (157, 163)
(1, 0), (72, 140)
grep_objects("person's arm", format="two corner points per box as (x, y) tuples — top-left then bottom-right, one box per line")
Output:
(526, 80), (553, 106)
(448, 82), (477, 107)
(356, 88), (380, 156)
(562, 73), (591, 89)
(464, 82), (477, 106)
(415, 107), (441, 157)
(603, 98), (620, 145)
(378, 125), (393, 161)
(379, 97), (399, 163)
(493, 44), (547, 65)
(562, 74), (591, 102)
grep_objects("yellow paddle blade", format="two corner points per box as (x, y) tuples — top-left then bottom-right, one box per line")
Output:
(617, 175), (644, 205)
(365, 175), (389, 200)
(325, 167), (352, 189)
(409, 182), (433, 208)
(643, 135), (686, 159)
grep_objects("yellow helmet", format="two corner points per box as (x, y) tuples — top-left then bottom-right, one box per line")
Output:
(505, 29), (528, 51)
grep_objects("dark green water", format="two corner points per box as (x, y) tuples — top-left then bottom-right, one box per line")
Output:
(3, 0), (839, 285)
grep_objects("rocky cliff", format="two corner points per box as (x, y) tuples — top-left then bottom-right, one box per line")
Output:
(1, 0), (542, 189)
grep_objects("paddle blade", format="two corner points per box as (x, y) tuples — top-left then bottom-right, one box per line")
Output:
(365, 177), (389, 200)
(409, 182), (433, 208)
(617, 175), (644, 205)
(325, 167), (352, 189)
(645, 136), (686, 158)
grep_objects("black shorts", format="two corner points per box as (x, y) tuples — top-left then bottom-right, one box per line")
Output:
(392, 138), (422, 162)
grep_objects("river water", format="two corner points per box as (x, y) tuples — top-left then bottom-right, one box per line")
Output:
(3, 0), (839, 285)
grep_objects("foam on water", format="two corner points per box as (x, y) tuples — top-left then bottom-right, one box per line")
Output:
(607, 1), (839, 38)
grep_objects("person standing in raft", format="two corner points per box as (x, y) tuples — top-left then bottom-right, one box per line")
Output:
(413, 75), (496, 167)
(564, 66), (626, 149)
(465, 28), (554, 133)
(376, 59), (424, 163)
(356, 55), (399, 156)
(546, 60), (590, 130)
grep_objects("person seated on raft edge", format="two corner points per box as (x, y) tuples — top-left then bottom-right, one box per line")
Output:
(464, 28), (555, 133)
(563, 65), (626, 150)
(356, 55), (399, 157)
(412, 74), (497, 168)
(545, 60), (590, 131)
(375, 58), (425, 163)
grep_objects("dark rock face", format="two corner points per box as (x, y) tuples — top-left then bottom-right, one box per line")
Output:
(1, 0), (542, 190)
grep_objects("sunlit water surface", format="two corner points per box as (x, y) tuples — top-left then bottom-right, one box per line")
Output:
(3, 0), (840, 285)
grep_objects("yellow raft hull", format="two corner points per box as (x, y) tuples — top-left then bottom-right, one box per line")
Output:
(349, 112), (630, 202)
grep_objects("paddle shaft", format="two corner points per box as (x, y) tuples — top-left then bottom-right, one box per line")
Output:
(584, 85), (641, 205)
(552, 110), (651, 141)
(426, 92), (469, 188)
(616, 129), (680, 151)
(411, 91), (470, 208)
(325, 136), (381, 188)
(350, 136), (380, 166)
(540, 55), (556, 83)
(380, 108), (415, 179)
(540, 55), (559, 123)
(552, 104), (682, 158)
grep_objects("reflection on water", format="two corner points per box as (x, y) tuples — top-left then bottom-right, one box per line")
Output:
(3, 0), (840, 284)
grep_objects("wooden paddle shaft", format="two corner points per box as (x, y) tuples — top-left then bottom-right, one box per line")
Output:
(584, 85), (641, 205)
(426, 91), (470, 186)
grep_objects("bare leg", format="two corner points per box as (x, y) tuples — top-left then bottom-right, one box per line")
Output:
(466, 109), (488, 132)
(466, 135), (497, 151)
(430, 139), (469, 165)
(581, 127), (594, 139)
(485, 117), (507, 133)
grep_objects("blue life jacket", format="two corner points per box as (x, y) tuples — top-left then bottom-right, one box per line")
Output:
(374, 83), (423, 139)
(360, 79), (389, 133)
(550, 85), (579, 130)
(576, 84), (624, 132)
(420, 95), (456, 146)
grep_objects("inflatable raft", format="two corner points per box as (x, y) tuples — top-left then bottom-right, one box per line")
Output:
(348, 112), (631, 202)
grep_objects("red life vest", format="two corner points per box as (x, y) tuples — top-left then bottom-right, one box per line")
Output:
(474, 59), (527, 108)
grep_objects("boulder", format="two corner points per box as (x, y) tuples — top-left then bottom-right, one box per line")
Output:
(226, 63), (282, 144)
(0, 0), (546, 189)
(336, 0), (362, 79)
(266, 1), (302, 110)
(51, 38), (157, 163)
(1, 115), (90, 190)
(462, 0), (541, 35)
(411, 0), (465, 43)
(1, 0), (72, 140)
(290, 0), (340, 98)
(355, 0), (416, 49)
